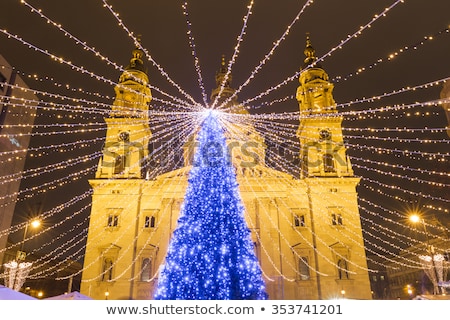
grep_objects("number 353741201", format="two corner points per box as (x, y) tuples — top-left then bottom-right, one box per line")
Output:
(271, 304), (343, 315)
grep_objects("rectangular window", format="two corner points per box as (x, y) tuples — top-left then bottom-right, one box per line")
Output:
(331, 213), (343, 225)
(299, 257), (310, 280)
(294, 215), (306, 227)
(107, 215), (119, 227)
(114, 155), (126, 174)
(144, 216), (156, 228)
(323, 153), (335, 172)
(292, 208), (308, 228)
(143, 209), (158, 229)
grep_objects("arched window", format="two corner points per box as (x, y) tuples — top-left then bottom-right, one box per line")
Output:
(114, 155), (126, 174)
(102, 258), (114, 281)
(337, 258), (349, 280)
(323, 153), (335, 172)
(299, 257), (310, 280)
(140, 258), (152, 281)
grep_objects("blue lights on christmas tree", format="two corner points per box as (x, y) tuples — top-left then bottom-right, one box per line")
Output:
(154, 111), (267, 300)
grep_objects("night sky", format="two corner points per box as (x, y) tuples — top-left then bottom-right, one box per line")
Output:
(1, 0), (449, 273)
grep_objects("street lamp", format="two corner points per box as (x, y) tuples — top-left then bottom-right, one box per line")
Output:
(18, 218), (41, 260)
(3, 218), (41, 291)
(409, 213), (443, 295)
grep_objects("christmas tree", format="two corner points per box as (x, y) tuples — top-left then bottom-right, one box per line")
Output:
(154, 111), (267, 300)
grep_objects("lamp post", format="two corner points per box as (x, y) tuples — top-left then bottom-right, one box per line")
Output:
(3, 218), (41, 291)
(17, 218), (41, 261)
(409, 214), (442, 295)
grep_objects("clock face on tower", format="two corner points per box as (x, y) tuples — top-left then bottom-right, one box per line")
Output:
(319, 129), (331, 140)
(118, 131), (130, 142)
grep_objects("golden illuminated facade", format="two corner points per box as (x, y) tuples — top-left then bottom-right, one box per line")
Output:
(80, 38), (372, 300)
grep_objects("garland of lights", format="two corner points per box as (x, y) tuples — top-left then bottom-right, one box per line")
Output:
(0, 0), (448, 294)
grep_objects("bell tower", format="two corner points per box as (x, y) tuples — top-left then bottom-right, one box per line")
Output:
(295, 35), (372, 299)
(80, 44), (154, 300)
(296, 36), (353, 178)
(95, 44), (152, 179)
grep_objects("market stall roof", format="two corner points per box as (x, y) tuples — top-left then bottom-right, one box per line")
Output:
(44, 291), (93, 300)
(0, 285), (37, 300)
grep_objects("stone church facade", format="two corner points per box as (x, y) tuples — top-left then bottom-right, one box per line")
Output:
(80, 39), (372, 300)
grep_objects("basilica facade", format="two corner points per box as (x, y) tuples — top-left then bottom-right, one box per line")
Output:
(80, 38), (372, 300)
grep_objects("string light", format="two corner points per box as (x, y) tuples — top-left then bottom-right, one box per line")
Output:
(0, 1), (447, 294)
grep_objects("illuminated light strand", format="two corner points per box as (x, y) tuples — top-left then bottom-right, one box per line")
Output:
(0, 189), (92, 244)
(350, 156), (449, 178)
(219, 0), (316, 110)
(36, 131), (188, 280)
(0, 29), (194, 114)
(312, 0), (407, 69)
(361, 176), (450, 203)
(181, 1), (208, 106)
(346, 134), (450, 145)
(0, 63), (114, 101)
(212, 0), (254, 109)
(221, 117), (375, 274)
(244, 123), (442, 266)
(27, 228), (89, 278)
(344, 127), (448, 133)
(359, 211), (418, 249)
(19, 207), (92, 277)
(250, 120), (449, 162)
(358, 197), (450, 243)
(0, 115), (195, 195)
(2, 80), (195, 118)
(101, 0), (202, 109)
(241, 115), (448, 222)
(361, 183), (448, 217)
(8, 118), (188, 208)
(0, 1), (446, 282)
(352, 163), (449, 188)
(28, 215), (90, 259)
(333, 26), (450, 83)
(21, 0), (197, 111)
(241, 0), (406, 106)
(336, 77), (450, 110)
(0, 152), (102, 184)
(0, 164), (96, 203)
(237, 144), (432, 270)
(1, 82), (111, 113)
(245, 76), (449, 114)
(77, 133), (196, 283)
(0, 124), (107, 138)
(345, 141), (449, 159)
(246, 94), (295, 111)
